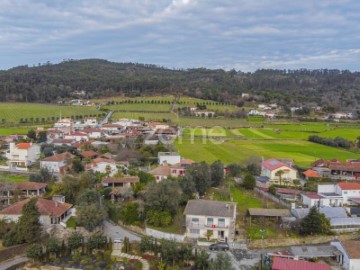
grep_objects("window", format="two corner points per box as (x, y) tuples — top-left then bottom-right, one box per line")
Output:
(192, 218), (199, 224)
(207, 218), (214, 226)
(218, 218), (225, 227)
(344, 191), (348, 194)
(190, 229), (200, 235)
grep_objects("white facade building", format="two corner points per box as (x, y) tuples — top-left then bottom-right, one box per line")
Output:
(6, 143), (40, 171)
(158, 152), (181, 165)
(184, 200), (237, 242)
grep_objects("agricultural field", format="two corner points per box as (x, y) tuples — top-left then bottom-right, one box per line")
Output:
(175, 138), (360, 167)
(0, 103), (102, 125)
(0, 127), (30, 135)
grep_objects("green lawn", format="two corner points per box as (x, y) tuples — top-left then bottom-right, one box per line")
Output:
(0, 127), (29, 135)
(0, 173), (29, 182)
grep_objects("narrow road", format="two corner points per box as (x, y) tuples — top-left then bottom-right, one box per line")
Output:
(0, 256), (28, 270)
(103, 220), (141, 242)
(100, 111), (114, 125)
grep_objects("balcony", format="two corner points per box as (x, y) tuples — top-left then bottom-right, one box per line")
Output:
(187, 222), (228, 229)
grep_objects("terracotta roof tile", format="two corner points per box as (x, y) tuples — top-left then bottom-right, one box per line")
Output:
(149, 165), (171, 176)
(41, 152), (74, 162)
(303, 169), (321, 178)
(80, 150), (98, 158)
(337, 182), (360, 190)
(0, 198), (72, 218)
(15, 182), (47, 190)
(17, 143), (32, 150)
(341, 240), (360, 259)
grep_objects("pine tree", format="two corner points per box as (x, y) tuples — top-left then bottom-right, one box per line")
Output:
(16, 198), (41, 243)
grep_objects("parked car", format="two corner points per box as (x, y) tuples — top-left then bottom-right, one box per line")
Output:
(209, 242), (230, 251)
(113, 238), (123, 243)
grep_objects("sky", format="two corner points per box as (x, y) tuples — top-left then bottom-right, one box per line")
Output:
(0, 0), (359, 71)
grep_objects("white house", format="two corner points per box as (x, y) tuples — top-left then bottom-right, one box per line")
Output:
(0, 197), (73, 226)
(83, 128), (104, 139)
(6, 143), (40, 171)
(184, 200), (237, 242)
(301, 193), (328, 208)
(86, 158), (119, 176)
(64, 131), (89, 142)
(83, 117), (98, 127)
(317, 182), (360, 206)
(158, 152), (181, 165)
(54, 118), (73, 129)
(40, 152), (74, 174)
(331, 240), (360, 270)
(261, 159), (298, 186)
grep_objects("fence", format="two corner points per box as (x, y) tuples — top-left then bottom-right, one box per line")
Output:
(145, 227), (185, 242)
(254, 188), (291, 209)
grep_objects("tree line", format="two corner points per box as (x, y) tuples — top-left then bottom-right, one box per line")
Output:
(1, 59), (360, 111)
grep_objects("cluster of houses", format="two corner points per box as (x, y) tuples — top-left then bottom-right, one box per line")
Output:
(248, 103), (278, 118)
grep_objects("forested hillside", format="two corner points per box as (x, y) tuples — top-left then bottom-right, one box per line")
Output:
(0, 59), (359, 110)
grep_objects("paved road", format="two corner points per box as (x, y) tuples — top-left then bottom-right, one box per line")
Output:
(99, 111), (114, 125)
(103, 220), (141, 242)
(0, 256), (28, 270)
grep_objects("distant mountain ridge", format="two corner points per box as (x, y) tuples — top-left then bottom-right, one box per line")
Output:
(0, 59), (359, 110)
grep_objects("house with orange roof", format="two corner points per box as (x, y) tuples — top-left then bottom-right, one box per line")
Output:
(149, 159), (194, 182)
(303, 169), (321, 180)
(40, 152), (74, 174)
(315, 182), (360, 207)
(80, 150), (98, 159)
(0, 197), (73, 226)
(5, 142), (40, 171)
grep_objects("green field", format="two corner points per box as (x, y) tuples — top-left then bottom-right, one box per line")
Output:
(0, 173), (29, 182)
(0, 103), (102, 124)
(176, 138), (360, 167)
(0, 127), (31, 135)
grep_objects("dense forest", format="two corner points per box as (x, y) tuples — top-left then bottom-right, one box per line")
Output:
(0, 59), (359, 110)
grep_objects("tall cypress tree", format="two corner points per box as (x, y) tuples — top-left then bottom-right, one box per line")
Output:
(16, 198), (41, 243)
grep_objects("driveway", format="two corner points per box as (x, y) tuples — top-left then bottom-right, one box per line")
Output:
(0, 256), (28, 270)
(103, 220), (141, 242)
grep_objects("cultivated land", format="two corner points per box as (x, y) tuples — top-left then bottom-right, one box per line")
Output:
(0, 96), (359, 167)
(0, 103), (102, 125)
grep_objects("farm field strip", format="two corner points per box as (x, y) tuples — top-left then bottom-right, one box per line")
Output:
(175, 138), (360, 167)
(0, 103), (102, 123)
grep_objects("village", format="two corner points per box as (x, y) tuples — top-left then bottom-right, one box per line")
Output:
(0, 114), (359, 270)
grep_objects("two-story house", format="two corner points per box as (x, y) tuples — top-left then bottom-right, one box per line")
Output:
(40, 152), (74, 174)
(6, 143), (40, 171)
(158, 152), (181, 165)
(184, 200), (237, 242)
(261, 159), (298, 186)
(313, 182), (360, 207)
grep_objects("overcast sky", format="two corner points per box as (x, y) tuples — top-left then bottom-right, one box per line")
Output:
(1, 0), (359, 71)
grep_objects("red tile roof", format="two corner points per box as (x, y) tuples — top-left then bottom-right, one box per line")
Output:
(272, 257), (329, 270)
(303, 169), (321, 178)
(80, 150), (98, 158)
(17, 143), (32, 150)
(102, 176), (140, 184)
(329, 162), (360, 172)
(276, 188), (302, 195)
(337, 182), (360, 191)
(149, 165), (171, 176)
(303, 193), (323, 199)
(16, 182), (47, 190)
(262, 159), (295, 171)
(41, 152), (74, 162)
(0, 198), (72, 218)
(342, 240), (360, 259)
